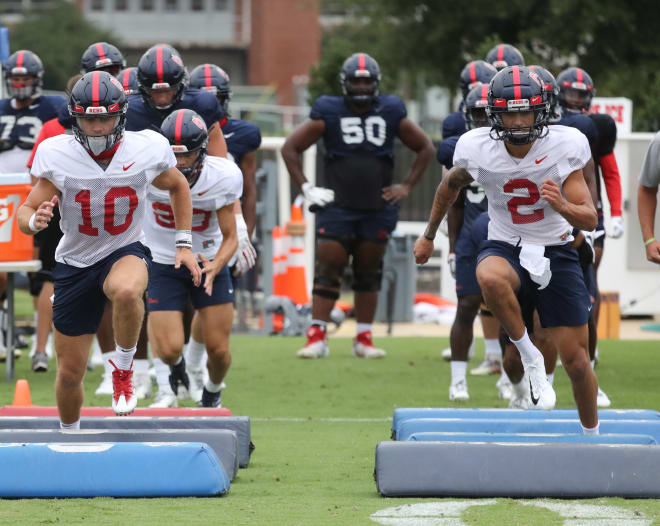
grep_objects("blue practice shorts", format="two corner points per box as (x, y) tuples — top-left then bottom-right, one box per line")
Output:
(315, 204), (398, 244)
(455, 212), (490, 298)
(477, 240), (591, 328)
(52, 242), (151, 337)
(147, 262), (234, 312)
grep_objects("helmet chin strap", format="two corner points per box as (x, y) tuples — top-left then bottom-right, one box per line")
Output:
(89, 140), (121, 160)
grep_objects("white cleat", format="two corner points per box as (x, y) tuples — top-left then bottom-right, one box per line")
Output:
(509, 392), (533, 409)
(496, 375), (513, 400)
(470, 357), (502, 376)
(297, 325), (329, 359)
(353, 331), (386, 359)
(133, 372), (153, 400)
(149, 388), (178, 408)
(110, 362), (137, 416)
(525, 358), (556, 410)
(187, 365), (205, 404)
(441, 341), (475, 362)
(597, 386), (612, 408)
(95, 375), (113, 396)
(449, 379), (470, 401)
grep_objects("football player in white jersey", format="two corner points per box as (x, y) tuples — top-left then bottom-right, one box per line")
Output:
(17, 71), (201, 427)
(145, 109), (242, 408)
(414, 66), (600, 433)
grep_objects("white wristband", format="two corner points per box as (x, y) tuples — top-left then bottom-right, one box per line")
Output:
(28, 212), (44, 233)
(175, 229), (192, 249)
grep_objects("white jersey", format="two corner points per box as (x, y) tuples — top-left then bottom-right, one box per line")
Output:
(30, 130), (176, 267)
(144, 156), (243, 264)
(453, 125), (591, 246)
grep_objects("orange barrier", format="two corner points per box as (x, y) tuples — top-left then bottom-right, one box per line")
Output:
(285, 204), (309, 306)
(0, 176), (33, 262)
(12, 379), (31, 407)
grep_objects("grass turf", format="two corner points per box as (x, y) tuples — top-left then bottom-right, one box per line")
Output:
(1, 319), (660, 524)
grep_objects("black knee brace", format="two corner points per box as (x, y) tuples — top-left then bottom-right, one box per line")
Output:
(352, 262), (383, 292)
(312, 276), (340, 300)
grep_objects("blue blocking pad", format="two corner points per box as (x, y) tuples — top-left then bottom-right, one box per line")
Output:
(396, 418), (660, 442)
(391, 408), (660, 438)
(0, 442), (230, 498)
(406, 432), (657, 445)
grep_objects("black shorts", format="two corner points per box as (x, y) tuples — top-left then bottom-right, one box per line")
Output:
(52, 242), (151, 337)
(315, 204), (398, 244)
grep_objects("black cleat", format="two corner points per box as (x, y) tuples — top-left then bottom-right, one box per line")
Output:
(200, 387), (222, 408)
(168, 357), (190, 395)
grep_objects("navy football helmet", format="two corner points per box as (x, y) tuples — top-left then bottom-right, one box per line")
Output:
(557, 67), (594, 113)
(459, 60), (498, 99)
(160, 108), (208, 186)
(486, 66), (549, 145)
(463, 82), (490, 130)
(3, 50), (44, 100)
(188, 64), (231, 114)
(116, 67), (138, 96)
(137, 44), (187, 111)
(69, 71), (127, 156)
(80, 42), (126, 76)
(486, 44), (525, 71)
(339, 52), (381, 106)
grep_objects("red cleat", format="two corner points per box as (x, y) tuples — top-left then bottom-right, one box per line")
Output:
(109, 359), (137, 415)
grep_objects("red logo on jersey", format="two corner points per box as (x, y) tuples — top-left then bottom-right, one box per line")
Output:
(123, 162), (135, 171)
(535, 156), (548, 164)
(197, 190), (210, 196)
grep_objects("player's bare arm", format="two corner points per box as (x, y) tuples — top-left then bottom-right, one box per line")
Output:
(281, 119), (326, 189)
(541, 169), (597, 231)
(199, 204), (237, 296)
(382, 118), (435, 203)
(17, 177), (61, 235)
(638, 184), (660, 264)
(207, 122), (228, 158)
(152, 166), (202, 285)
(239, 150), (258, 236)
(582, 158), (598, 208)
(413, 167), (473, 264)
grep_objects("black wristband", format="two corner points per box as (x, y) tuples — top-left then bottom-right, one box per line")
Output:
(424, 234), (435, 242)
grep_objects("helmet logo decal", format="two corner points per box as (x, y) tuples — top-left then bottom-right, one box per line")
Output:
(86, 106), (108, 114)
(507, 98), (529, 110)
(151, 82), (171, 89)
(171, 55), (183, 67)
(528, 71), (542, 87)
(171, 145), (188, 152)
(109, 76), (123, 91)
(191, 116), (206, 130)
(95, 58), (112, 67)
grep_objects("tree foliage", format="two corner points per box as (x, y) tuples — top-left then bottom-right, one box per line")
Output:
(8, 0), (121, 92)
(313, 0), (660, 130)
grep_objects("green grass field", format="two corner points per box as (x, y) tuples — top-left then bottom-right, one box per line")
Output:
(1, 308), (660, 524)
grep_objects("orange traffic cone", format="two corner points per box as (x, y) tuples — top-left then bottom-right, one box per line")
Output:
(271, 226), (288, 333)
(285, 204), (309, 306)
(13, 379), (32, 406)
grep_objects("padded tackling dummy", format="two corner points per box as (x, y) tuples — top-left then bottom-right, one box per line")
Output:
(0, 416), (253, 468)
(396, 418), (660, 442)
(375, 441), (660, 497)
(0, 429), (239, 480)
(0, 442), (230, 497)
(392, 408), (660, 438)
(407, 432), (656, 445)
(0, 406), (233, 417)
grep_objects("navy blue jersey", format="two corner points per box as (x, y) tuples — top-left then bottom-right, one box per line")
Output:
(589, 113), (616, 159)
(56, 101), (74, 129)
(221, 118), (261, 165)
(442, 109), (466, 139)
(310, 94), (407, 210)
(125, 88), (223, 133)
(436, 134), (486, 231)
(558, 112), (598, 150)
(0, 95), (66, 151)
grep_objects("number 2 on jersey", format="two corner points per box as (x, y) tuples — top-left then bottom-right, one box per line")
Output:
(504, 178), (544, 224)
(75, 187), (138, 236)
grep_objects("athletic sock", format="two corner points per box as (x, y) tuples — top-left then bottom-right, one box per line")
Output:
(102, 352), (114, 379)
(484, 338), (501, 361)
(153, 357), (171, 391)
(60, 420), (80, 430)
(510, 329), (543, 365)
(590, 359), (596, 369)
(450, 360), (467, 385)
(205, 380), (223, 393)
(113, 345), (136, 370)
(133, 359), (149, 375)
(185, 337), (206, 367)
(356, 323), (372, 335)
(311, 319), (327, 331)
(582, 423), (600, 435)
(511, 378), (528, 397)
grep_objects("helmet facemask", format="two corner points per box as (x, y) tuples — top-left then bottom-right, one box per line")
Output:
(174, 147), (207, 188)
(487, 102), (549, 146)
(73, 114), (125, 156)
(341, 74), (379, 107)
(7, 75), (41, 100)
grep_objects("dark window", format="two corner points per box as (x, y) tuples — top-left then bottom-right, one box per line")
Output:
(115, 0), (128, 10)
(141, 0), (154, 11)
(165, 0), (178, 10)
(191, 0), (203, 11)
(214, 0), (227, 9)
(91, 0), (104, 11)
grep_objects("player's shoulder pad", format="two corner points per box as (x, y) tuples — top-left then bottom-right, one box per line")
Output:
(310, 95), (343, 118)
(436, 135), (460, 167)
(232, 119), (262, 149)
(377, 94), (406, 112)
(206, 156), (243, 190)
(442, 111), (467, 139)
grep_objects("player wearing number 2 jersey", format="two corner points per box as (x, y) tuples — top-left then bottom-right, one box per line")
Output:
(18, 71), (201, 427)
(415, 66), (600, 433)
(282, 52), (434, 359)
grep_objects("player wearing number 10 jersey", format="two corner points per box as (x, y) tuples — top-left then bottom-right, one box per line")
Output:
(414, 66), (600, 433)
(18, 71), (201, 426)
(282, 52), (434, 360)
